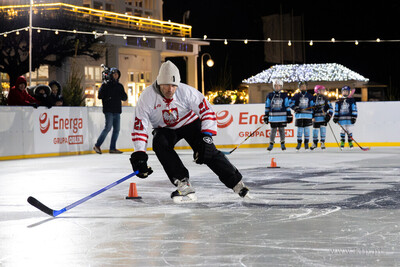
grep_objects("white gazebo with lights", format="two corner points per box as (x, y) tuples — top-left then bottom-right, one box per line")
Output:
(243, 63), (371, 103)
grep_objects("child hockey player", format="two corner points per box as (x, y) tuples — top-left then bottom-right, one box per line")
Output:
(290, 81), (314, 150)
(264, 79), (292, 151)
(310, 85), (333, 150)
(333, 86), (358, 149)
(129, 61), (249, 203)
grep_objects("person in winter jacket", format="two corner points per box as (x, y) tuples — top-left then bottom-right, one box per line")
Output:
(93, 68), (128, 154)
(49, 80), (65, 106)
(34, 84), (53, 108)
(7, 76), (39, 107)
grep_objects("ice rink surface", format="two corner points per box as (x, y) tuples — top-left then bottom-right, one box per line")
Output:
(1, 146), (400, 266)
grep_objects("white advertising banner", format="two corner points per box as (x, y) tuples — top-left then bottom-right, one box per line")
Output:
(33, 107), (89, 154)
(211, 104), (296, 146)
(1, 101), (400, 159)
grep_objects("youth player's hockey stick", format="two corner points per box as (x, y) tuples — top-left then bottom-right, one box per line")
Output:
(223, 124), (265, 155)
(327, 121), (340, 149)
(336, 123), (370, 151)
(27, 171), (139, 217)
(319, 108), (340, 149)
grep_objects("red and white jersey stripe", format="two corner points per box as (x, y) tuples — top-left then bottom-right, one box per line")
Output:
(132, 82), (217, 151)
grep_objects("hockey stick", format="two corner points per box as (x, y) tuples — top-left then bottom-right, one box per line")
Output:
(319, 108), (340, 150)
(336, 123), (370, 151)
(327, 121), (340, 149)
(222, 124), (265, 155)
(27, 171), (139, 217)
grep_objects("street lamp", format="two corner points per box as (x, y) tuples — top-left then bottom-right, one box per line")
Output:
(200, 53), (214, 95)
(29, 0), (33, 87)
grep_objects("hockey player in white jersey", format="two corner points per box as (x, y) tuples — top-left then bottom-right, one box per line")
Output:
(129, 61), (249, 203)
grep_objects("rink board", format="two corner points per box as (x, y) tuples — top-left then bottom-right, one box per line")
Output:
(0, 101), (399, 159)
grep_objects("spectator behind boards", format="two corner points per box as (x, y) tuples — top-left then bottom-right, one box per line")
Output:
(33, 84), (53, 108)
(7, 76), (39, 108)
(49, 80), (65, 106)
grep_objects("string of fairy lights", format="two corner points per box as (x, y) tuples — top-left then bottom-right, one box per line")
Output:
(1, 26), (399, 46)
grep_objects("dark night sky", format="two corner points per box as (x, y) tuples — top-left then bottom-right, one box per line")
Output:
(163, 1), (400, 97)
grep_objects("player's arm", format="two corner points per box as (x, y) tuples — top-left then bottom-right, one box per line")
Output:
(190, 89), (217, 136)
(130, 99), (153, 178)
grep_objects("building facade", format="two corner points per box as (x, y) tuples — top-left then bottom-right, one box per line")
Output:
(1, 0), (207, 106)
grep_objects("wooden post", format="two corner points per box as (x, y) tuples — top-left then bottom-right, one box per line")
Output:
(361, 87), (368, 102)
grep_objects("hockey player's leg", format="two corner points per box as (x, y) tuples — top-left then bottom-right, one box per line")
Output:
(304, 127), (310, 150)
(296, 127), (304, 150)
(311, 127), (319, 150)
(340, 128), (346, 150)
(320, 126), (327, 149)
(278, 127), (286, 150)
(268, 127), (277, 151)
(182, 120), (249, 199)
(204, 152), (249, 198)
(346, 125), (354, 149)
(153, 128), (187, 181)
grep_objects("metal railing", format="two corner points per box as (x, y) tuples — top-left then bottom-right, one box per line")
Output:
(0, 3), (192, 37)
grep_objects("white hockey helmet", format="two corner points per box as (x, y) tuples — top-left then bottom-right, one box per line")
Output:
(272, 79), (283, 90)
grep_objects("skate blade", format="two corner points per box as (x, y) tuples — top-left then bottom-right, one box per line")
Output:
(172, 193), (197, 204)
(243, 192), (254, 200)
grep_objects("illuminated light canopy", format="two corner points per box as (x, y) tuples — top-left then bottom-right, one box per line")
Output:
(243, 63), (369, 84)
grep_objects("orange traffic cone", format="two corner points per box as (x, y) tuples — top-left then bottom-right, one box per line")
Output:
(126, 183), (142, 199)
(268, 157), (280, 168)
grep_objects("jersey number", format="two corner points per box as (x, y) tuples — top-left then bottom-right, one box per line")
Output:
(198, 99), (209, 115)
(134, 117), (144, 131)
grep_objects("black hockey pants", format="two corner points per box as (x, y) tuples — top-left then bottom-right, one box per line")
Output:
(152, 119), (242, 189)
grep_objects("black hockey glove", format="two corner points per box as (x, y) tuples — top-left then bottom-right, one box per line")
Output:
(194, 133), (217, 164)
(263, 115), (269, 124)
(294, 107), (301, 113)
(130, 151), (153, 178)
(351, 116), (357, 124)
(333, 116), (339, 124)
(325, 113), (332, 123)
(286, 111), (293, 123)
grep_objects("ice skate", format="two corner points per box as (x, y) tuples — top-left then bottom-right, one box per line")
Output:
(304, 141), (309, 151)
(280, 141), (286, 151)
(171, 178), (197, 203)
(349, 141), (354, 149)
(320, 142), (326, 150)
(310, 141), (318, 150)
(340, 140), (345, 150)
(267, 142), (274, 152)
(296, 141), (302, 151)
(233, 181), (251, 199)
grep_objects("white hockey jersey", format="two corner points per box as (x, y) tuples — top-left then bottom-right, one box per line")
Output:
(132, 82), (217, 152)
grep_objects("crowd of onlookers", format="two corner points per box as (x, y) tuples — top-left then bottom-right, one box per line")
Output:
(6, 75), (65, 108)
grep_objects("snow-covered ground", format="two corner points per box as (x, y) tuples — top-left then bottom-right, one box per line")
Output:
(1, 147), (400, 266)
